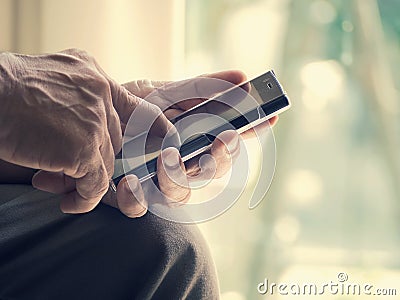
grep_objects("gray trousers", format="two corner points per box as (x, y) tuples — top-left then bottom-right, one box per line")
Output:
(0, 185), (219, 300)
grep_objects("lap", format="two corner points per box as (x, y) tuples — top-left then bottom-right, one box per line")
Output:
(0, 185), (218, 300)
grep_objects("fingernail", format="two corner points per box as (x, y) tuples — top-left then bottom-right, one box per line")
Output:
(125, 176), (139, 193)
(163, 148), (181, 170)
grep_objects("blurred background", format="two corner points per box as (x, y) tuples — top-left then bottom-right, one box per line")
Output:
(1, 0), (400, 298)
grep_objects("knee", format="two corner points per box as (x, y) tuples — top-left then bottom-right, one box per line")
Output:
(120, 212), (220, 299)
(92, 205), (219, 299)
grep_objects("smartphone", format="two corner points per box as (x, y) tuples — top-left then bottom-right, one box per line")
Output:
(110, 70), (290, 191)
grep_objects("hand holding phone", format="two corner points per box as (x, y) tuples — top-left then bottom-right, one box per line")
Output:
(101, 70), (290, 220)
(111, 70), (290, 189)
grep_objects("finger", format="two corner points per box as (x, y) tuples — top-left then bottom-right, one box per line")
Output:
(184, 130), (240, 179)
(240, 116), (279, 140)
(209, 130), (240, 179)
(153, 76), (238, 112)
(61, 152), (109, 213)
(123, 79), (170, 99)
(122, 70), (247, 112)
(157, 147), (190, 205)
(32, 170), (75, 194)
(201, 70), (247, 86)
(101, 176), (147, 218)
(174, 70), (248, 111)
(116, 175), (147, 218)
(269, 115), (279, 127)
(163, 108), (183, 120)
(99, 130), (115, 179)
(122, 70), (246, 100)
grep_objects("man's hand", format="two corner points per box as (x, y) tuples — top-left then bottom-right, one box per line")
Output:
(0, 50), (277, 218)
(0, 49), (172, 213)
(101, 71), (278, 218)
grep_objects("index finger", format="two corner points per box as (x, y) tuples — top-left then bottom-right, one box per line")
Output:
(157, 147), (190, 205)
(122, 70), (247, 112)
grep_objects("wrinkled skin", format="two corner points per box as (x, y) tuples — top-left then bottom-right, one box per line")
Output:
(0, 49), (277, 218)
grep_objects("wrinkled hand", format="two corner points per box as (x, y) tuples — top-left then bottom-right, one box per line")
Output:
(0, 50), (277, 218)
(101, 71), (278, 218)
(0, 49), (172, 213)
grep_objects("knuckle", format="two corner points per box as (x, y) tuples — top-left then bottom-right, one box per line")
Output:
(137, 79), (152, 88)
(112, 82), (129, 104)
(80, 176), (109, 200)
(80, 69), (109, 94)
(163, 185), (191, 203)
(66, 145), (98, 175)
(69, 158), (89, 177)
(136, 79), (154, 95)
(65, 48), (93, 62)
(58, 48), (93, 66)
(92, 73), (109, 89)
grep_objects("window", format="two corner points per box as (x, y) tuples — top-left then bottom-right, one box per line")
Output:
(185, 1), (400, 299)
